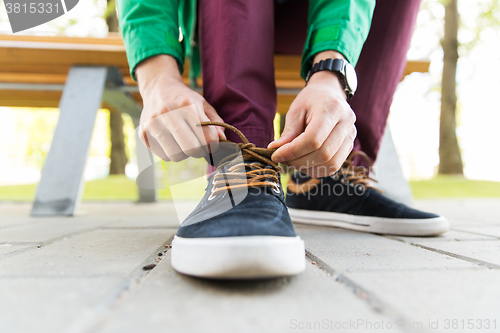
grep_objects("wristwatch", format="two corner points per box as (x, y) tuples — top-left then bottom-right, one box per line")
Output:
(305, 58), (358, 100)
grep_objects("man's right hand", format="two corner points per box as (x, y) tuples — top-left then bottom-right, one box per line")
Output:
(136, 55), (226, 162)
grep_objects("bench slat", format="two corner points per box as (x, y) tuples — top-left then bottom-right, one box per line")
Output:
(0, 35), (429, 115)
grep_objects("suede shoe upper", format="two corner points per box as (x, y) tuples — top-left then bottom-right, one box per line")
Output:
(176, 122), (297, 239)
(286, 151), (439, 220)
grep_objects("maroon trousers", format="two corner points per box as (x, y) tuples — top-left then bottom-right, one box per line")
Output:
(199, 0), (421, 165)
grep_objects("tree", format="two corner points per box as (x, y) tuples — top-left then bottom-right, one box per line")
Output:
(438, 0), (464, 175)
(105, 0), (128, 175)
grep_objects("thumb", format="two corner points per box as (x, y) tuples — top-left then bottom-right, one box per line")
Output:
(268, 110), (305, 149)
(203, 101), (227, 140)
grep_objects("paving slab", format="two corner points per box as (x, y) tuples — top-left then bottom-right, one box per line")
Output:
(1, 200), (499, 333)
(453, 226), (500, 238)
(79, 202), (181, 228)
(0, 218), (111, 243)
(346, 269), (500, 331)
(392, 229), (498, 243)
(411, 240), (500, 267)
(0, 276), (122, 333)
(0, 243), (34, 256)
(94, 253), (403, 333)
(0, 217), (37, 228)
(0, 202), (181, 228)
(415, 199), (500, 225)
(0, 202), (33, 217)
(296, 225), (480, 272)
(0, 229), (174, 277)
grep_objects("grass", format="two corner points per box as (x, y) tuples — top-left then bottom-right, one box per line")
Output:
(410, 175), (500, 199)
(0, 175), (205, 202)
(0, 174), (499, 202)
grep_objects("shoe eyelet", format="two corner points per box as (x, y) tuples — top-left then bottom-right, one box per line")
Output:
(269, 182), (280, 194)
(208, 192), (217, 201)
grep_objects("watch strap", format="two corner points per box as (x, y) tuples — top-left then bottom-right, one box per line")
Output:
(305, 58), (354, 100)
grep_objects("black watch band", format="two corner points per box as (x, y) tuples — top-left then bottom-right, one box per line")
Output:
(305, 58), (357, 100)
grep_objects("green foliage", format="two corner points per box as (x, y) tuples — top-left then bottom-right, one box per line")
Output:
(14, 108), (59, 169)
(104, 0), (117, 20)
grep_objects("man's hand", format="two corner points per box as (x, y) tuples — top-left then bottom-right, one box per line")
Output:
(136, 55), (226, 162)
(268, 51), (357, 178)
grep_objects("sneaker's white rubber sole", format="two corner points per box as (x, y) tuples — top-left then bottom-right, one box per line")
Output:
(288, 208), (450, 236)
(171, 235), (305, 279)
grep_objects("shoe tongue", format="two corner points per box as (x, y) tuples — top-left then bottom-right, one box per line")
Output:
(207, 141), (277, 170)
(205, 142), (242, 168)
(292, 171), (313, 184)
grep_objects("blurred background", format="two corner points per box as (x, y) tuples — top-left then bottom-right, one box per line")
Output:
(0, 0), (499, 201)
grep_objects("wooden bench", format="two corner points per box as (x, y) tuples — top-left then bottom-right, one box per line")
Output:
(0, 34), (429, 215)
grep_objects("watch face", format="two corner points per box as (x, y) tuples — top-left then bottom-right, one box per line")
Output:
(345, 63), (358, 93)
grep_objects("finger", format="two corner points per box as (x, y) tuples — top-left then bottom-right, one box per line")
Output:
(299, 138), (354, 178)
(267, 106), (305, 149)
(327, 130), (356, 174)
(145, 134), (170, 162)
(146, 105), (208, 159)
(148, 128), (189, 162)
(139, 127), (150, 148)
(285, 121), (355, 169)
(272, 110), (337, 163)
(169, 117), (209, 158)
(173, 104), (218, 158)
(189, 102), (222, 146)
(138, 115), (151, 147)
(203, 101), (227, 140)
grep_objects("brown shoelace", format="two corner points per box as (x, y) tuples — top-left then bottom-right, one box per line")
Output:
(338, 151), (383, 193)
(199, 122), (283, 199)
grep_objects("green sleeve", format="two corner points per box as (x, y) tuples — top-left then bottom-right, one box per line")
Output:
(116, 0), (183, 81)
(301, 0), (376, 79)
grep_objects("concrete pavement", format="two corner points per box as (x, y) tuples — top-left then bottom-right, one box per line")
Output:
(1, 199), (499, 333)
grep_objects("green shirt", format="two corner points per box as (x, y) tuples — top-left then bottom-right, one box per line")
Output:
(117, 0), (375, 84)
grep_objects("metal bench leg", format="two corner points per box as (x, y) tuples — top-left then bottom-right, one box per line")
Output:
(132, 116), (157, 203)
(31, 66), (108, 216)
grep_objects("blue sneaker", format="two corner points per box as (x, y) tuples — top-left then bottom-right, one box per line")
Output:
(286, 151), (449, 236)
(171, 123), (305, 279)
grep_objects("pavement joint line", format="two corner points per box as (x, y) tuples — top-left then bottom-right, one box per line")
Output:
(0, 223), (119, 261)
(0, 274), (121, 279)
(100, 226), (179, 230)
(0, 220), (40, 230)
(409, 243), (500, 270)
(0, 244), (44, 260)
(0, 241), (42, 245)
(450, 227), (500, 240)
(304, 249), (417, 332)
(385, 234), (499, 243)
(0, 232), (93, 261)
(66, 235), (175, 333)
(384, 235), (500, 269)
